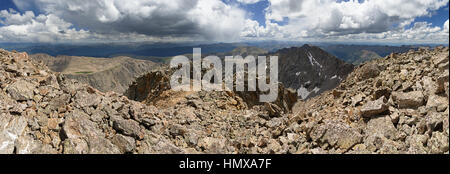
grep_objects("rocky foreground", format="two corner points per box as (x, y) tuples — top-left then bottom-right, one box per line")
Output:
(293, 47), (449, 154)
(0, 47), (448, 154)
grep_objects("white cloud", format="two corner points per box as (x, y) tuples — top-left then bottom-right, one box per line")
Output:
(240, 0), (449, 43)
(236, 0), (263, 4)
(0, 9), (90, 42)
(321, 21), (448, 44)
(0, 9), (35, 25)
(6, 0), (248, 42)
(444, 19), (449, 33)
(264, 0), (449, 35)
(1, 0), (449, 43)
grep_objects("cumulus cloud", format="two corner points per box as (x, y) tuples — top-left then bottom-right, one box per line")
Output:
(239, 0), (449, 43)
(0, 9), (90, 42)
(0, 0), (448, 43)
(264, 0), (448, 36)
(6, 0), (248, 42)
(236, 0), (263, 4)
(444, 19), (449, 33)
(315, 21), (448, 44)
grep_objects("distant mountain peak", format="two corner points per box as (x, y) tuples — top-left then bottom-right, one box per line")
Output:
(275, 46), (354, 100)
(301, 44), (312, 49)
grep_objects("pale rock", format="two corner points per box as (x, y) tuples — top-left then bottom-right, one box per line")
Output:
(417, 112), (445, 135)
(360, 96), (389, 118)
(86, 136), (121, 154)
(365, 116), (397, 139)
(351, 94), (364, 106)
(311, 120), (363, 150)
(0, 115), (27, 154)
(15, 135), (58, 154)
(426, 94), (448, 112)
(74, 90), (101, 108)
(421, 76), (438, 95)
(437, 69), (449, 94)
(406, 134), (429, 154)
(6, 80), (36, 101)
(63, 138), (89, 154)
(62, 110), (102, 139)
(444, 110), (449, 135)
(198, 137), (226, 154)
(427, 132), (449, 154)
(392, 91), (424, 109)
(139, 132), (185, 154)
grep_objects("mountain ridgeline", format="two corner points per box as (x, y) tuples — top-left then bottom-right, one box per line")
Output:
(0, 44), (448, 154)
(275, 45), (354, 100)
(30, 54), (160, 94)
(124, 45), (354, 101)
(321, 45), (419, 65)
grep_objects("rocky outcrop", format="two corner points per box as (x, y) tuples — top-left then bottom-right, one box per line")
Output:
(1, 46), (448, 154)
(291, 46), (449, 154)
(1, 48), (298, 154)
(0, 49), (181, 154)
(124, 68), (172, 104)
(125, 68), (298, 113)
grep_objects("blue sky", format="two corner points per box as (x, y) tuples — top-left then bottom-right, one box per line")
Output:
(235, 0), (449, 30)
(0, 0), (16, 10)
(0, 0), (449, 43)
(413, 5), (449, 28)
(235, 0), (271, 26)
(2, 0), (447, 28)
(228, 0), (449, 29)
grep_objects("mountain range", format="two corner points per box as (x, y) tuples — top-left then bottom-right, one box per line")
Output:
(1, 0), (449, 157)
(30, 54), (160, 94)
(1, 42), (438, 65)
(0, 44), (448, 154)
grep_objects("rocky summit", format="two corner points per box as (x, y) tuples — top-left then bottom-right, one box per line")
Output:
(293, 46), (449, 154)
(0, 46), (449, 154)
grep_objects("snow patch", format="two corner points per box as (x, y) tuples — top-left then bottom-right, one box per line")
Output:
(307, 52), (323, 68)
(297, 86), (311, 100)
(330, 75), (337, 80)
(312, 87), (321, 93)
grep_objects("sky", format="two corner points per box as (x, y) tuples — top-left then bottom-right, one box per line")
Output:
(0, 0), (448, 44)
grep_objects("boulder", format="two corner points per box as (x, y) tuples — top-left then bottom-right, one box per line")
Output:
(392, 91), (424, 109)
(112, 134), (136, 153)
(62, 138), (89, 154)
(310, 120), (363, 150)
(406, 134), (429, 154)
(0, 114), (27, 154)
(198, 137), (227, 154)
(112, 117), (142, 139)
(427, 132), (449, 154)
(74, 90), (102, 108)
(426, 95), (448, 112)
(365, 116), (397, 139)
(360, 96), (389, 118)
(6, 80), (36, 101)
(15, 135), (58, 154)
(357, 63), (380, 80)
